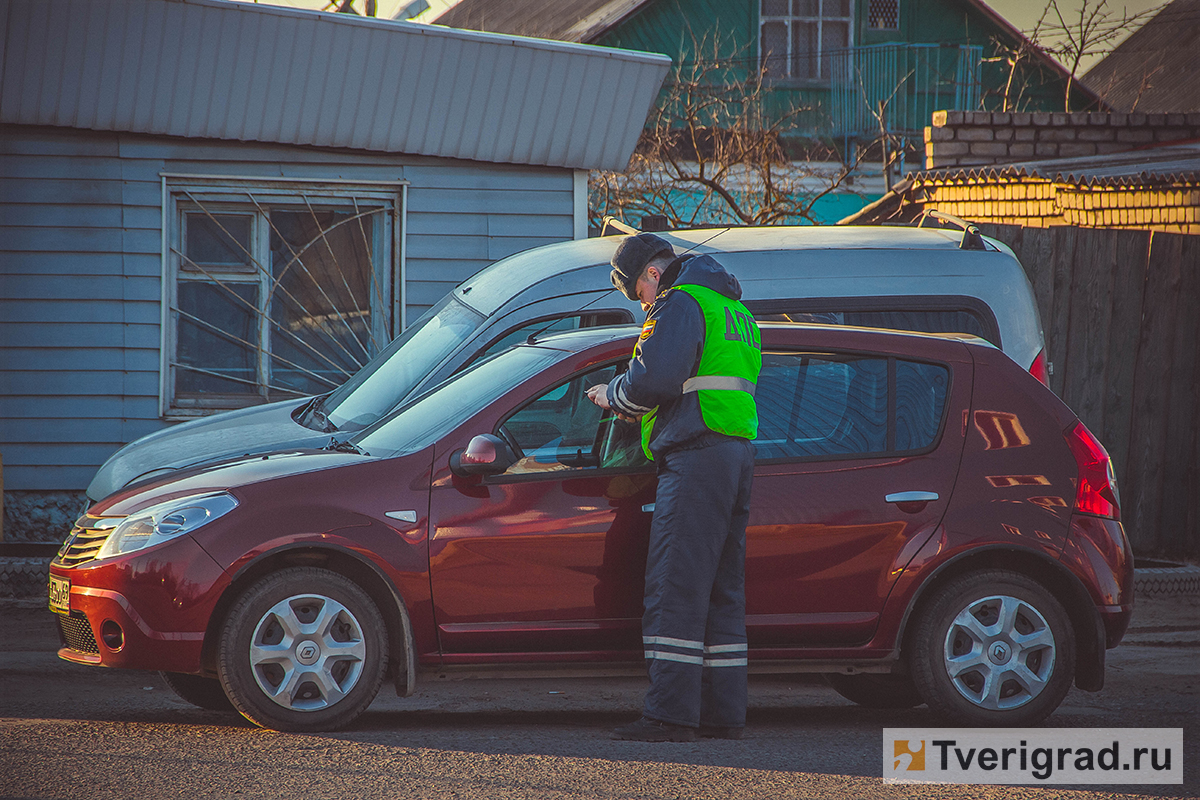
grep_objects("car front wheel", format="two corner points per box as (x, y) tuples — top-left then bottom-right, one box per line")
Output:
(217, 567), (387, 732)
(909, 570), (1075, 726)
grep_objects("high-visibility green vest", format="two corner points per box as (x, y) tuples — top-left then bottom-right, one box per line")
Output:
(640, 284), (762, 460)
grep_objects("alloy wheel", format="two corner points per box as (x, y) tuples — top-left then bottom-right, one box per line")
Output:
(249, 594), (368, 712)
(942, 594), (1056, 711)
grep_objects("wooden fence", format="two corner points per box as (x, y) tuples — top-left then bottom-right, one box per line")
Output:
(977, 224), (1200, 558)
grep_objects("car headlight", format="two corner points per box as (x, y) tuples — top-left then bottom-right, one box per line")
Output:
(95, 493), (238, 561)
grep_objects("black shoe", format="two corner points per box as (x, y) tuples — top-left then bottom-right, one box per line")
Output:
(611, 716), (697, 742)
(698, 725), (744, 740)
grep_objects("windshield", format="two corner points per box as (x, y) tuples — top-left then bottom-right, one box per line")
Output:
(319, 294), (485, 432)
(354, 344), (565, 458)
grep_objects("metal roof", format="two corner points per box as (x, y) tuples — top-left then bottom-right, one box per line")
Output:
(0, 0), (670, 170)
(1082, 0), (1200, 113)
(434, 0), (649, 43)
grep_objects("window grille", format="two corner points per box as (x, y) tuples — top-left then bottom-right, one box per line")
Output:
(869, 0), (899, 30)
(162, 179), (399, 416)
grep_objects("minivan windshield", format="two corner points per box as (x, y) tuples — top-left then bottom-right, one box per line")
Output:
(354, 344), (565, 458)
(318, 295), (485, 432)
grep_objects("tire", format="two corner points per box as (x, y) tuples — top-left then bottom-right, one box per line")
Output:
(824, 673), (925, 709)
(909, 569), (1075, 727)
(217, 567), (387, 732)
(160, 671), (235, 712)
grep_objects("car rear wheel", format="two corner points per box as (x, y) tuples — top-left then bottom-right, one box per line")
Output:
(160, 671), (234, 712)
(824, 673), (925, 709)
(910, 570), (1075, 726)
(217, 567), (387, 732)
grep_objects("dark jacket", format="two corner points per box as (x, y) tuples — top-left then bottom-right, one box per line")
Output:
(605, 253), (747, 459)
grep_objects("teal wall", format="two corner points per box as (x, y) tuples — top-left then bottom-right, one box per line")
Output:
(594, 0), (1091, 139)
(598, 0), (756, 70)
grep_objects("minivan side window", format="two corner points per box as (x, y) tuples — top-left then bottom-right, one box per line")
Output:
(755, 304), (996, 346)
(755, 352), (949, 461)
(474, 311), (633, 364)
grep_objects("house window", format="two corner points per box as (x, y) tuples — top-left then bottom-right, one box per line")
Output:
(760, 0), (853, 82)
(165, 181), (398, 415)
(868, 0), (898, 29)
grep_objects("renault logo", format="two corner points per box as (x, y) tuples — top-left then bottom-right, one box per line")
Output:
(296, 641), (321, 665)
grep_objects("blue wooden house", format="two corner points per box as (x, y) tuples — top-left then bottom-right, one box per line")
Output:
(0, 0), (668, 540)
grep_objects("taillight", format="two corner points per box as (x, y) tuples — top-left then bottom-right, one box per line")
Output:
(1065, 422), (1120, 519)
(1029, 348), (1049, 386)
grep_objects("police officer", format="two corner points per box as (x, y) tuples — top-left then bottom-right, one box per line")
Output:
(586, 233), (761, 742)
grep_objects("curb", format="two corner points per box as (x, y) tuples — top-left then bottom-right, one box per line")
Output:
(3, 555), (1199, 600)
(0, 557), (54, 599)
(1134, 565), (1200, 598)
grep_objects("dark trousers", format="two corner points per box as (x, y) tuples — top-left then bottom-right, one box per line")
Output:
(642, 435), (754, 728)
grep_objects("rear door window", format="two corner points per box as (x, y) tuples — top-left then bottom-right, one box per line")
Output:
(754, 352), (949, 461)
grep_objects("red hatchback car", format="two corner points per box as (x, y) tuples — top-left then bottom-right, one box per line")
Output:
(48, 323), (1132, 732)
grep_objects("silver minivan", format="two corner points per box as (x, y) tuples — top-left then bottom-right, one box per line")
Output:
(87, 224), (1047, 501)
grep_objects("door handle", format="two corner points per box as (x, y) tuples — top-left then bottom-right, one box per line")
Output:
(885, 491), (939, 504)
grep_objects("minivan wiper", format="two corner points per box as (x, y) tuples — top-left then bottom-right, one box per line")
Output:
(298, 396), (337, 433)
(327, 438), (366, 455)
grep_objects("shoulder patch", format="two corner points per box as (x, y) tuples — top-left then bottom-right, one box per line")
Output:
(639, 319), (657, 340)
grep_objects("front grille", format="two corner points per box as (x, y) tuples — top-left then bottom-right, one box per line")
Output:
(54, 515), (122, 567)
(58, 610), (99, 654)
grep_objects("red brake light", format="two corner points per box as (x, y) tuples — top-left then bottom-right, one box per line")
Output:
(1065, 423), (1120, 519)
(1029, 348), (1049, 386)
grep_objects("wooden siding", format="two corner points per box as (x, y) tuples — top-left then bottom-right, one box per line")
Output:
(0, 125), (577, 493)
(978, 223), (1200, 557)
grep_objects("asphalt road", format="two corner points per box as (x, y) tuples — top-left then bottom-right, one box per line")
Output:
(1, 595), (1197, 799)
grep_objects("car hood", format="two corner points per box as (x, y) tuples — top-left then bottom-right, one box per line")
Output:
(87, 398), (330, 502)
(91, 449), (372, 516)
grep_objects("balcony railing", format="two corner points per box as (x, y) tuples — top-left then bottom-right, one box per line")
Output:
(828, 43), (983, 137)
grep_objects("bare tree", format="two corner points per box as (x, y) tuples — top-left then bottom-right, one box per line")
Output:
(589, 32), (865, 229)
(1030, 0), (1162, 111)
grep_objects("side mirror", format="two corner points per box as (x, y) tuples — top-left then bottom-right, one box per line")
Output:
(449, 434), (515, 477)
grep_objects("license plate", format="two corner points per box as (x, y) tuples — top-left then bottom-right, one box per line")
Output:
(48, 574), (70, 615)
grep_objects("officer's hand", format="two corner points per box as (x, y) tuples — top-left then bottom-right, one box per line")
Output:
(586, 384), (611, 409)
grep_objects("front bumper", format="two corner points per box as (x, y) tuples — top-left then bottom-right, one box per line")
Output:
(48, 534), (227, 673)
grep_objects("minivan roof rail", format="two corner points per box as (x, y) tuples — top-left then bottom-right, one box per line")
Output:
(916, 210), (988, 251)
(600, 216), (640, 237)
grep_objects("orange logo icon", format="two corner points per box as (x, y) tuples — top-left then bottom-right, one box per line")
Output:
(894, 740), (926, 771)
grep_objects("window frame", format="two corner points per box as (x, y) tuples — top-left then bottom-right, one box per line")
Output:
(750, 348), (954, 466)
(159, 175), (405, 419)
(759, 0), (855, 84)
(480, 347), (954, 480)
